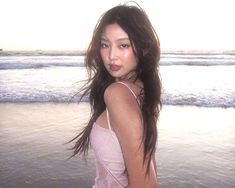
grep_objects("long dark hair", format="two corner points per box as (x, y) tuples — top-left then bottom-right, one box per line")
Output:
(70, 3), (161, 174)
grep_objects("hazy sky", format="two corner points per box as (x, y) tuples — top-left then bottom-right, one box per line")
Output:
(0, 0), (235, 51)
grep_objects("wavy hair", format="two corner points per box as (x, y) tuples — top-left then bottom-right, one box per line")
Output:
(70, 3), (161, 174)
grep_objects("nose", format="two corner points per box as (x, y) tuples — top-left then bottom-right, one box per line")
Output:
(109, 46), (118, 61)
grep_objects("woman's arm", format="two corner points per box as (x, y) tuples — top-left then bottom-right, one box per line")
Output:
(104, 83), (157, 188)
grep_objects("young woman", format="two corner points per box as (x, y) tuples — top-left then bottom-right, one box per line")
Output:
(71, 3), (161, 188)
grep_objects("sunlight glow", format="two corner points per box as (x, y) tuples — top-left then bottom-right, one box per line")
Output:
(0, 0), (234, 51)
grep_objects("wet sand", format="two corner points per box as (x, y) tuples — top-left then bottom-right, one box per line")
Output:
(0, 103), (235, 188)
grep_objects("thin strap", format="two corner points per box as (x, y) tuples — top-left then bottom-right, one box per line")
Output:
(106, 82), (141, 131)
(116, 81), (137, 99)
(116, 81), (140, 105)
(106, 109), (112, 130)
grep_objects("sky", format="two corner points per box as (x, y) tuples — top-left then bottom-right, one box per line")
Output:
(0, 0), (235, 51)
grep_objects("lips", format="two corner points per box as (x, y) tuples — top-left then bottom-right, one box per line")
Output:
(109, 64), (121, 71)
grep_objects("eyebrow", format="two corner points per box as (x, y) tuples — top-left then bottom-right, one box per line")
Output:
(101, 37), (130, 42)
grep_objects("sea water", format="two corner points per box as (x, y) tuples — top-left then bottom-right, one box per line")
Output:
(0, 51), (235, 188)
(0, 51), (235, 107)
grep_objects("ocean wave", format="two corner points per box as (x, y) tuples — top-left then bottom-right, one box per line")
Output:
(160, 57), (235, 66)
(0, 92), (234, 108)
(0, 62), (84, 70)
(0, 56), (85, 70)
(0, 50), (84, 56)
(162, 93), (235, 108)
(1, 54), (235, 70)
(1, 53), (234, 108)
(1, 60), (235, 70)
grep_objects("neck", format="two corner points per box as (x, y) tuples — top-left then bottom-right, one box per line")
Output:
(116, 71), (138, 83)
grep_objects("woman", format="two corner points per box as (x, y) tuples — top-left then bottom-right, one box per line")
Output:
(71, 3), (161, 188)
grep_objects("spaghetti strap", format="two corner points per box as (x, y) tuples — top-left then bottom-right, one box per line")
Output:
(116, 81), (141, 105)
(106, 82), (140, 131)
(116, 81), (137, 99)
(106, 109), (112, 130)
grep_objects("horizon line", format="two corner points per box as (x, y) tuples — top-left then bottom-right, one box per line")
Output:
(1, 49), (235, 55)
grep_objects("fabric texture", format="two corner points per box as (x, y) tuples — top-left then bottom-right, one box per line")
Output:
(90, 82), (138, 188)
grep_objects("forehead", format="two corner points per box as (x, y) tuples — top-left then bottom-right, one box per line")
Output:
(101, 23), (129, 41)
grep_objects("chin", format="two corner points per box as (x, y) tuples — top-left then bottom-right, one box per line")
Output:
(110, 72), (122, 78)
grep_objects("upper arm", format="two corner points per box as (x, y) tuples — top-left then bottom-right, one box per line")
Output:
(104, 83), (157, 188)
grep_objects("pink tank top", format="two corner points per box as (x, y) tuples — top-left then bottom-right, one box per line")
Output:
(90, 82), (139, 188)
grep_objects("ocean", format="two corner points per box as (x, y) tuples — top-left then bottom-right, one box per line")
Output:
(0, 51), (235, 107)
(0, 51), (235, 188)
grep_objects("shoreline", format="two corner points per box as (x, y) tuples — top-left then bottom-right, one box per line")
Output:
(0, 101), (234, 109)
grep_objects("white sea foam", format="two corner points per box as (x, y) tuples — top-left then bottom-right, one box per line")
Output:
(0, 53), (234, 107)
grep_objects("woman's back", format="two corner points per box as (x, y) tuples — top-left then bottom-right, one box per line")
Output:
(90, 82), (140, 187)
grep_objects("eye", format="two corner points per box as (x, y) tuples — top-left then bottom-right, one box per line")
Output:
(119, 44), (130, 49)
(100, 43), (109, 48)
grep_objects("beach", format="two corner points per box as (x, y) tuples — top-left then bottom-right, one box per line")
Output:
(1, 102), (235, 188)
(1, 51), (235, 187)
(0, 102), (95, 188)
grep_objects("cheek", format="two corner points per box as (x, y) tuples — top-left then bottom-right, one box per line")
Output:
(100, 50), (109, 70)
(100, 50), (108, 61)
(124, 50), (137, 62)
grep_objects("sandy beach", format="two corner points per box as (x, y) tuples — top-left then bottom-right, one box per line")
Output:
(0, 102), (235, 187)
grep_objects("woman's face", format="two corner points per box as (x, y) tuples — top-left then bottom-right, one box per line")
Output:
(100, 23), (138, 81)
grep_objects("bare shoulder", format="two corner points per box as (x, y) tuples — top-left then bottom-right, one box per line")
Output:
(104, 82), (137, 107)
(104, 82), (143, 137)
